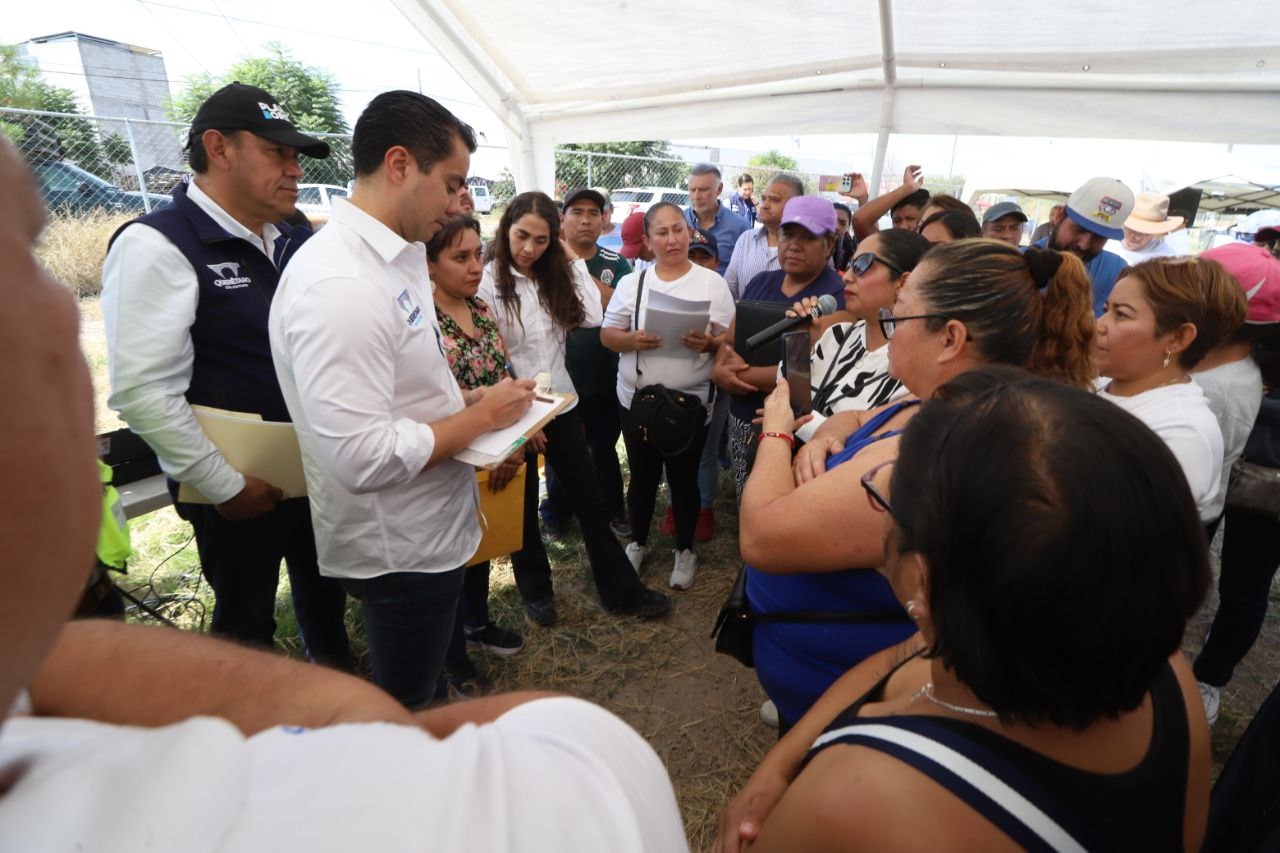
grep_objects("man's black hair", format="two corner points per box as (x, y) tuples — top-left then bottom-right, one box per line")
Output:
(352, 90), (477, 177)
(890, 188), (931, 216)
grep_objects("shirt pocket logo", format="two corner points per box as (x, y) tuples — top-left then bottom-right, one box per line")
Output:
(396, 288), (424, 328)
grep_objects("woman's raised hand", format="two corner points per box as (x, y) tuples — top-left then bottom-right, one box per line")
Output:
(784, 295), (822, 320)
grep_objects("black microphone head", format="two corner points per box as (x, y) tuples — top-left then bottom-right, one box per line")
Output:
(816, 294), (838, 316)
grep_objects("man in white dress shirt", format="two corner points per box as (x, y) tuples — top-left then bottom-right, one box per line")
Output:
(269, 91), (535, 708)
(100, 83), (351, 665)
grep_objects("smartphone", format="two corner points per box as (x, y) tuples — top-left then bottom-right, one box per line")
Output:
(781, 331), (812, 415)
(818, 174), (854, 194)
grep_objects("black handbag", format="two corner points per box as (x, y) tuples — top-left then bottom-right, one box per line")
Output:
(1226, 459), (1280, 515)
(626, 270), (708, 457)
(710, 564), (915, 669)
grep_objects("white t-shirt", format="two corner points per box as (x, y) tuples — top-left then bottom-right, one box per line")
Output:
(1194, 358), (1264, 520)
(795, 320), (909, 442)
(603, 264), (735, 415)
(1097, 380), (1225, 521)
(0, 697), (687, 853)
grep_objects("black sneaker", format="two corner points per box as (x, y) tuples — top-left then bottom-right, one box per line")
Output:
(609, 517), (632, 540)
(523, 596), (558, 627)
(539, 519), (566, 546)
(465, 622), (525, 657)
(608, 587), (671, 619)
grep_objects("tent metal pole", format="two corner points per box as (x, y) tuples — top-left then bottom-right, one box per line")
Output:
(870, 0), (897, 195)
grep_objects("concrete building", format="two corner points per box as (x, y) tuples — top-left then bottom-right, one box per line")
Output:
(18, 32), (183, 172)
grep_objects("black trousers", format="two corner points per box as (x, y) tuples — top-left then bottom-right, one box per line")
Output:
(542, 389), (627, 525)
(621, 404), (707, 551)
(1195, 507), (1280, 687)
(510, 409), (650, 610)
(183, 497), (352, 670)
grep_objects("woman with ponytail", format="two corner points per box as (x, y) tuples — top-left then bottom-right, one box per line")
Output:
(479, 192), (671, 625)
(737, 239), (1096, 731)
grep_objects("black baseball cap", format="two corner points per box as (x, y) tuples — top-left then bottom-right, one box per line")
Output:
(689, 227), (718, 257)
(562, 187), (607, 212)
(189, 82), (330, 159)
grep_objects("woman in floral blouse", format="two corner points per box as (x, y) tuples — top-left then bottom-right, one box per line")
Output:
(426, 215), (527, 698)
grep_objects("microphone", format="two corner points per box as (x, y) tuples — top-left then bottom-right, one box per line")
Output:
(745, 294), (839, 349)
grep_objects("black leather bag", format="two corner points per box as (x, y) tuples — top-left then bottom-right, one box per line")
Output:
(1226, 459), (1280, 515)
(710, 564), (915, 669)
(626, 271), (707, 457)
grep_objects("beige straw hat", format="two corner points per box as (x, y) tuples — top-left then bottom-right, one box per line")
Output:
(1124, 192), (1184, 235)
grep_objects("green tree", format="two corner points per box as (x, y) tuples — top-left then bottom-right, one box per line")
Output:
(0, 44), (111, 177)
(169, 43), (348, 133)
(169, 43), (350, 183)
(554, 140), (685, 194)
(747, 149), (799, 171)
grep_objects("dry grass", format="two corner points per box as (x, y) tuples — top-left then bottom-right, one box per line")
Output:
(37, 212), (132, 299)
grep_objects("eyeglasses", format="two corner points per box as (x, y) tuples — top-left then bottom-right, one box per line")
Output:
(877, 306), (952, 341)
(860, 458), (896, 517)
(847, 252), (903, 277)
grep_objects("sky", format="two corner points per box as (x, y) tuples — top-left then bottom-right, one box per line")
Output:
(7, 0), (1280, 196)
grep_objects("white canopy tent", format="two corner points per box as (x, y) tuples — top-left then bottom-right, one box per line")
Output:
(390, 0), (1280, 194)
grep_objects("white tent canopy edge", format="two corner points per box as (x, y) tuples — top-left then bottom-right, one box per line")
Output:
(390, 0), (1280, 196)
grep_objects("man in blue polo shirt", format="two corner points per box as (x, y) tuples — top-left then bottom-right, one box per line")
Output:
(685, 163), (749, 276)
(1034, 177), (1135, 315)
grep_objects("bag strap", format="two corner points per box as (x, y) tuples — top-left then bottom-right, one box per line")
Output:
(634, 269), (647, 381)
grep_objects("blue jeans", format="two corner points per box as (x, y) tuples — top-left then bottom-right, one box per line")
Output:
(340, 568), (464, 709)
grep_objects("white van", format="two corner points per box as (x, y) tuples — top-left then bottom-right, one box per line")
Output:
(470, 184), (494, 213)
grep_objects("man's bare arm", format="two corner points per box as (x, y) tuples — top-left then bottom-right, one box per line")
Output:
(30, 620), (416, 736)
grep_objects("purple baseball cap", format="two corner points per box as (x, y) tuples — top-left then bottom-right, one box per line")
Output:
(780, 196), (837, 236)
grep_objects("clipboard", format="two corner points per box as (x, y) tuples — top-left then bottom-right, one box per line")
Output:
(176, 406), (306, 504)
(454, 392), (575, 470)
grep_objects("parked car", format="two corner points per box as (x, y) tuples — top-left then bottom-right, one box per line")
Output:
(295, 183), (350, 228)
(610, 187), (689, 220)
(469, 183), (494, 214)
(29, 159), (170, 216)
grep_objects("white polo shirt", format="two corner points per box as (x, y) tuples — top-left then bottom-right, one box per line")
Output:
(477, 260), (603, 408)
(269, 199), (479, 579)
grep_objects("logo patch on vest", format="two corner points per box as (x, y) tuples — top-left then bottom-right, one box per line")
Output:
(396, 288), (423, 328)
(600, 268), (615, 285)
(207, 262), (252, 289)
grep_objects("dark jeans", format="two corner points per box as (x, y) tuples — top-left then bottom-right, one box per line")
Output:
(444, 562), (492, 673)
(512, 409), (651, 610)
(541, 389), (626, 526)
(184, 497), (352, 670)
(621, 404), (707, 551)
(1195, 508), (1280, 687)
(340, 568), (464, 709)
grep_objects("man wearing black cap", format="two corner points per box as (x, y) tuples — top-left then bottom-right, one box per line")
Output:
(100, 83), (351, 665)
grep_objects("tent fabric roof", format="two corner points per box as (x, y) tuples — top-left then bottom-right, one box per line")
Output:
(391, 0), (1280, 190)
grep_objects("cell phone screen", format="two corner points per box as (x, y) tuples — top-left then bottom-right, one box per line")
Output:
(782, 331), (812, 415)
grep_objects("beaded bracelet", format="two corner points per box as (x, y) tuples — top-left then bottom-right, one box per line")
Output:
(757, 431), (795, 451)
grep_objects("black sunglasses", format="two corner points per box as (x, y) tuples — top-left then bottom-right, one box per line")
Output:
(877, 306), (953, 341)
(847, 252), (904, 277)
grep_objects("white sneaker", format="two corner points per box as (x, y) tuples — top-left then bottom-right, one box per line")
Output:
(625, 541), (647, 573)
(760, 699), (779, 728)
(1199, 681), (1221, 725)
(669, 549), (698, 590)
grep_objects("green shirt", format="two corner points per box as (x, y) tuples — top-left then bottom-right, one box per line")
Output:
(566, 246), (632, 394)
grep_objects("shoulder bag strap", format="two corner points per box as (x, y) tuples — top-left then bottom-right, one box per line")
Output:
(634, 269), (647, 381)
